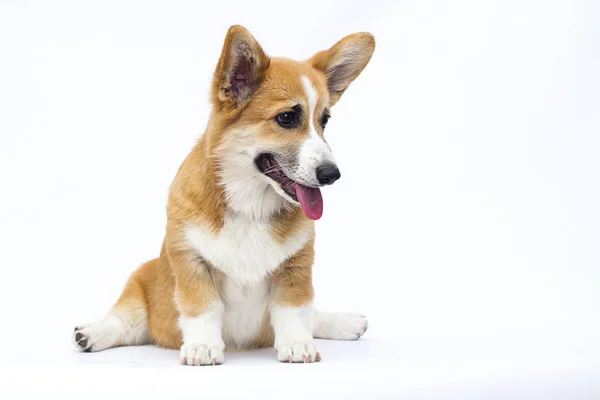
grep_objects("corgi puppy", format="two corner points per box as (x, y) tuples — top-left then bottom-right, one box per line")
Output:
(74, 25), (375, 365)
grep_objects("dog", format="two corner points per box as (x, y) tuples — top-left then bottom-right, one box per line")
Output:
(74, 25), (375, 365)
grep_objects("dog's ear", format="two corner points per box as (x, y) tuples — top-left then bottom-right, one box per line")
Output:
(212, 25), (270, 111)
(309, 33), (375, 106)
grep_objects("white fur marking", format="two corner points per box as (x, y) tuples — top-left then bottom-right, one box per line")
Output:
(299, 76), (336, 185)
(179, 301), (225, 365)
(271, 302), (319, 362)
(217, 127), (291, 219)
(313, 311), (368, 340)
(73, 308), (150, 352)
(222, 279), (271, 348)
(185, 213), (310, 285)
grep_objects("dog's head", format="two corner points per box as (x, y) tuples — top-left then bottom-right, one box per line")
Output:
(211, 26), (375, 220)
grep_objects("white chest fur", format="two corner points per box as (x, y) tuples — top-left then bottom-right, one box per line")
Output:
(221, 279), (271, 348)
(184, 212), (310, 285)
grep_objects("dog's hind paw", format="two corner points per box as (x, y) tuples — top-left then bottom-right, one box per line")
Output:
(73, 325), (92, 352)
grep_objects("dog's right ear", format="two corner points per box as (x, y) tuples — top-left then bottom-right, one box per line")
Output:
(309, 33), (375, 106)
(211, 25), (270, 111)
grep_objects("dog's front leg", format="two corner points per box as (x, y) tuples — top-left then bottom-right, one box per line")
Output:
(169, 247), (224, 366)
(270, 244), (320, 363)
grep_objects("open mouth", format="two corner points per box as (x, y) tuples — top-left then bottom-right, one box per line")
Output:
(255, 153), (324, 220)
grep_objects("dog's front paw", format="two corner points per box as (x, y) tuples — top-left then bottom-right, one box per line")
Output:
(277, 340), (321, 363)
(180, 342), (224, 366)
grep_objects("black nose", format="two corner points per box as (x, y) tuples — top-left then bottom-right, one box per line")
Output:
(316, 164), (341, 185)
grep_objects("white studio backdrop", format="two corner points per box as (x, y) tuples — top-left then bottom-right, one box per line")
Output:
(0, 1), (599, 398)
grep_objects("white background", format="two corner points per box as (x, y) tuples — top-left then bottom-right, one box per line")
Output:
(0, 0), (599, 398)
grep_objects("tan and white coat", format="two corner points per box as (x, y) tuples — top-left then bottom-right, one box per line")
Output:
(74, 25), (375, 365)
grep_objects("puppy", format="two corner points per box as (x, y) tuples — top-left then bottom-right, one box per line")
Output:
(74, 25), (375, 365)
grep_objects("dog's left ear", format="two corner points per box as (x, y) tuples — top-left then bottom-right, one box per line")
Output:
(212, 25), (270, 110)
(309, 33), (375, 106)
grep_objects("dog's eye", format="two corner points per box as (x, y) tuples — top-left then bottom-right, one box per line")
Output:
(321, 114), (330, 129)
(275, 111), (297, 128)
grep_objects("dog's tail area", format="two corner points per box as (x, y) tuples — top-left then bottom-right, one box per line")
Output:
(313, 311), (368, 340)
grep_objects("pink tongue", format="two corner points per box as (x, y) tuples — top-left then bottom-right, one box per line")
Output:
(294, 183), (323, 220)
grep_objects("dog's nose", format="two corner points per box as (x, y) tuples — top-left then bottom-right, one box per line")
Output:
(316, 164), (341, 185)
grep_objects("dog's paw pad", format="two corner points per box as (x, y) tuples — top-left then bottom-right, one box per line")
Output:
(73, 327), (92, 352)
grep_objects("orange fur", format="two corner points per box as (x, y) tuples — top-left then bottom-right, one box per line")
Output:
(271, 237), (316, 307)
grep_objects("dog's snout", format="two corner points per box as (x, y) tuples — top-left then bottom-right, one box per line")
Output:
(316, 164), (341, 185)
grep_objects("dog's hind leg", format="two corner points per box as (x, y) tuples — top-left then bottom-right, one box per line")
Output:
(73, 267), (152, 352)
(313, 311), (368, 340)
